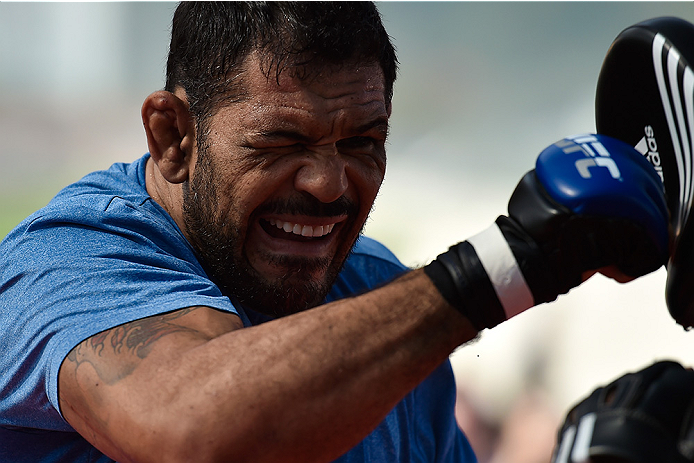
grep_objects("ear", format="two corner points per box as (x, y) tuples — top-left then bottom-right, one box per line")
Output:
(142, 90), (195, 184)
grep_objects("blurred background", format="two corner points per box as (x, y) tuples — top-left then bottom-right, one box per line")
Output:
(2, 2), (694, 462)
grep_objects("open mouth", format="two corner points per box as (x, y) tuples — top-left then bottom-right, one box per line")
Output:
(259, 218), (338, 242)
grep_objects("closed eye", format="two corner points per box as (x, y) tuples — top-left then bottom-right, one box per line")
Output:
(336, 136), (386, 168)
(336, 136), (380, 150)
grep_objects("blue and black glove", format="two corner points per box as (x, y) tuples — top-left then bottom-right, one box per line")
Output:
(424, 134), (669, 331)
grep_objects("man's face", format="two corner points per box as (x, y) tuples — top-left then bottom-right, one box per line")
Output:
(182, 55), (389, 317)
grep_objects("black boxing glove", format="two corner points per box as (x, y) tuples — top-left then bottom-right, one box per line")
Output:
(552, 361), (694, 463)
(425, 134), (669, 331)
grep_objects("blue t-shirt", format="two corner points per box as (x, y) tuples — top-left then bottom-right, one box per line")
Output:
(0, 154), (476, 462)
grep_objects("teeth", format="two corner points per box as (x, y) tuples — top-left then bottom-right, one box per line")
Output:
(267, 219), (336, 238)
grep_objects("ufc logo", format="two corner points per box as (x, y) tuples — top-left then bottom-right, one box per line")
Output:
(556, 135), (622, 180)
(574, 158), (621, 179)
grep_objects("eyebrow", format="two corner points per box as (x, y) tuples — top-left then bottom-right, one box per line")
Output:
(355, 117), (390, 137)
(254, 116), (390, 144)
(254, 130), (315, 145)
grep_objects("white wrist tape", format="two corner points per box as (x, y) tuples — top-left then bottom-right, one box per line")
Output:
(467, 223), (535, 319)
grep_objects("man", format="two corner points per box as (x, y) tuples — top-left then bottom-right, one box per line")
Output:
(0, 3), (670, 462)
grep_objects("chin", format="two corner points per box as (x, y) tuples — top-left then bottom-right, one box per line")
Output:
(214, 253), (336, 318)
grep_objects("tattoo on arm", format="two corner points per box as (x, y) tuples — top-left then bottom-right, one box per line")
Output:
(65, 308), (199, 385)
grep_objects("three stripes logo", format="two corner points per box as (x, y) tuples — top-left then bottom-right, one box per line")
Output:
(649, 32), (694, 235)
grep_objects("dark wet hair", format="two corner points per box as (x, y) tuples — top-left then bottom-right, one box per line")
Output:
(165, 1), (397, 130)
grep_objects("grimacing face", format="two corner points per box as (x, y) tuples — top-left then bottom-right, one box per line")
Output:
(182, 56), (390, 317)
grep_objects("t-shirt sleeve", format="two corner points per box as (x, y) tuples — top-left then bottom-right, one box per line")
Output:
(0, 197), (239, 430)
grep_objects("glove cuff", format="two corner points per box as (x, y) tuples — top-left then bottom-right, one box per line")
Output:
(424, 218), (541, 331)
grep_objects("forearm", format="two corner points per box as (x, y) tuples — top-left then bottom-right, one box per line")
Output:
(173, 269), (475, 462)
(60, 269), (477, 463)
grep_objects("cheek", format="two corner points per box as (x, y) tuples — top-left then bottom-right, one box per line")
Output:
(213, 159), (282, 217)
(226, 166), (301, 238)
(347, 163), (385, 214)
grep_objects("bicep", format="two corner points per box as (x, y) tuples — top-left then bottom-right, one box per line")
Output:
(58, 306), (243, 461)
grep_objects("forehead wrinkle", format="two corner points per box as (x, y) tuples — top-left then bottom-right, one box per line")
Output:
(272, 85), (385, 111)
(214, 59), (388, 144)
(255, 69), (385, 107)
(243, 52), (386, 101)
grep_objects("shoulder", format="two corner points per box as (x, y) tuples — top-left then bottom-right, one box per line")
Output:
(52, 153), (151, 206)
(0, 154), (213, 308)
(350, 235), (403, 265)
(326, 236), (409, 302)
(0, 155), (238, 428)
(3, 154), (155, 245)
(4, 154), (184, 259)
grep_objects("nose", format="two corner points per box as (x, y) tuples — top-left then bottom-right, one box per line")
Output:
(294, 147), (349, 204)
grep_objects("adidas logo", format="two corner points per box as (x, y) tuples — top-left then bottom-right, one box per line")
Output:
(634, 125), (664, 183)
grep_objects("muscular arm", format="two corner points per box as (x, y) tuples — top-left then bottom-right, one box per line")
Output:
(58, 269), (477, 463)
